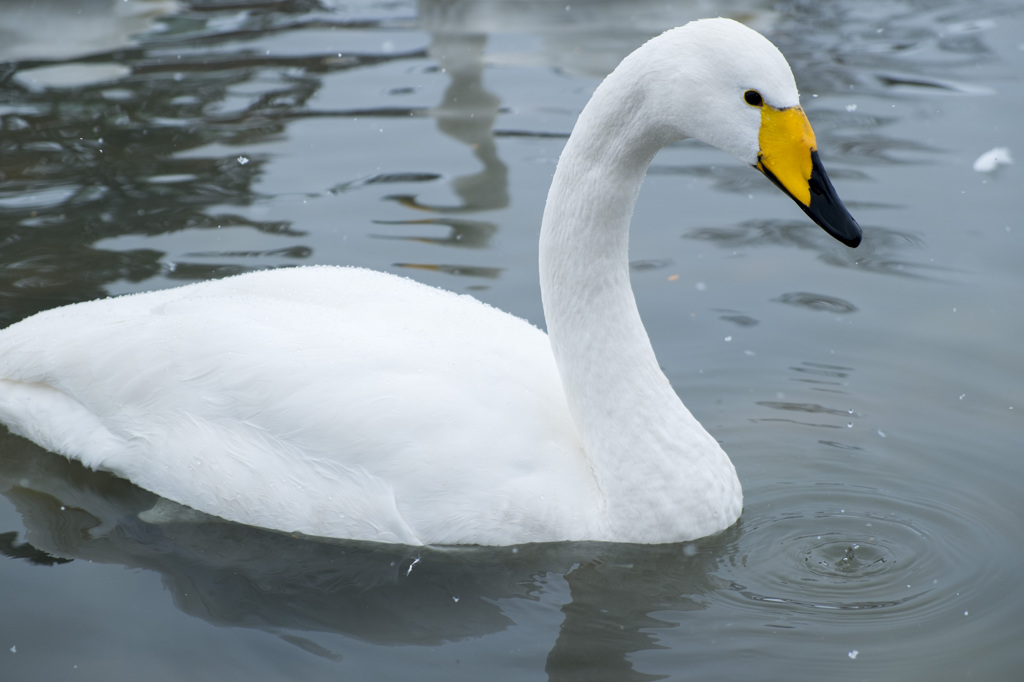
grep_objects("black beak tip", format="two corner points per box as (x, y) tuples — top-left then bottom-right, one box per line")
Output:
(804, 205), (862, 249)
(842, 228), (862, 249)
(807, 151), (862, 249)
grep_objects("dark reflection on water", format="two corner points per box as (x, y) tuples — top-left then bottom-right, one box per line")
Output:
(685, 219), (946, 278)
(774, 291), (857, 313)
(372, 216), (498, 248)
(0, 2), (430, 324)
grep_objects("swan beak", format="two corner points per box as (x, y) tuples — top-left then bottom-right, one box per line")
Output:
(755, 106), (862, 248)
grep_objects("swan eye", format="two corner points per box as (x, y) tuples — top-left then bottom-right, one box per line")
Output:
(744, 90), (763, 107)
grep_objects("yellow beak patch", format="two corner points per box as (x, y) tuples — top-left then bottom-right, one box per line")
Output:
(755, 105), (817, 207)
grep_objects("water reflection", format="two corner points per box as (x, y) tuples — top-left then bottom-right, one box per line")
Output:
(0, 433), (733, 680)
(419, 0), (776, 77)
(372, 216), (498, 248)
(0, 0), (181, 63)
(406, 31), (507, 214)
(684, 218), (951, 278)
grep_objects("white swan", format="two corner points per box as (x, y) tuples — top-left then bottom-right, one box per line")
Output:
(0, 18), (860, 546)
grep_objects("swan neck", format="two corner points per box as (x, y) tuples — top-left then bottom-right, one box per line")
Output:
(536, 68), (741, 541)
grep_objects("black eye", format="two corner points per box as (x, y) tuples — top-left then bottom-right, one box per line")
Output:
(744, 90), (763, 107)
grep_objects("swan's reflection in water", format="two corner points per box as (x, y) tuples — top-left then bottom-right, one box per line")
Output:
(0, 431), (734, 679)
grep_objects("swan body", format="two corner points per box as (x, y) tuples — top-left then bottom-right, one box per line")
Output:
(0, 19), (860, 546)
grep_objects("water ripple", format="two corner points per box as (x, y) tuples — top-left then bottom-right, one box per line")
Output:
(715, 482), (996, 625)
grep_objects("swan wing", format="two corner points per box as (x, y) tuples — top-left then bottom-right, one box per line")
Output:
(0, 267), (591, 544)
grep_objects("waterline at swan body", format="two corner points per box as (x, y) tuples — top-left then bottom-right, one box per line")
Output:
(0, 18), (861, 546)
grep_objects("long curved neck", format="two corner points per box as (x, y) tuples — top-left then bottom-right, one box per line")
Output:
(539, 71), (738, 541)
(539, 78), (667, 431)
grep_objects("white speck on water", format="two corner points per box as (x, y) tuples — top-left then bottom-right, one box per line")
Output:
(972, 147), (1012, 173)
(695, 281), (706, 291)
(959, 393), (966, 400)
(848, 649), (858, 660)
(237, 155), (250, 166)
(452, 596), (460, 603)
(724, 336), (732, 342)
(845, 103), (858, 112)
(964, 610), (969, 616)
(9, 645), (15, 653)
(60, 505), (66, 510)
(744, 350), (755, 356)
(406, 557), (421, 576)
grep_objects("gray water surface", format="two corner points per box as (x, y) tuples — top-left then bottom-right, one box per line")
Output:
(1, 1), (1021, 680)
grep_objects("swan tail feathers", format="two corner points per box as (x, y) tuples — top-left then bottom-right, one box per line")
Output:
(0, 379), (124, 470)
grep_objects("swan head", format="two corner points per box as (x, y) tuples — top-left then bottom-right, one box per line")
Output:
(628, 18), (862, 247)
